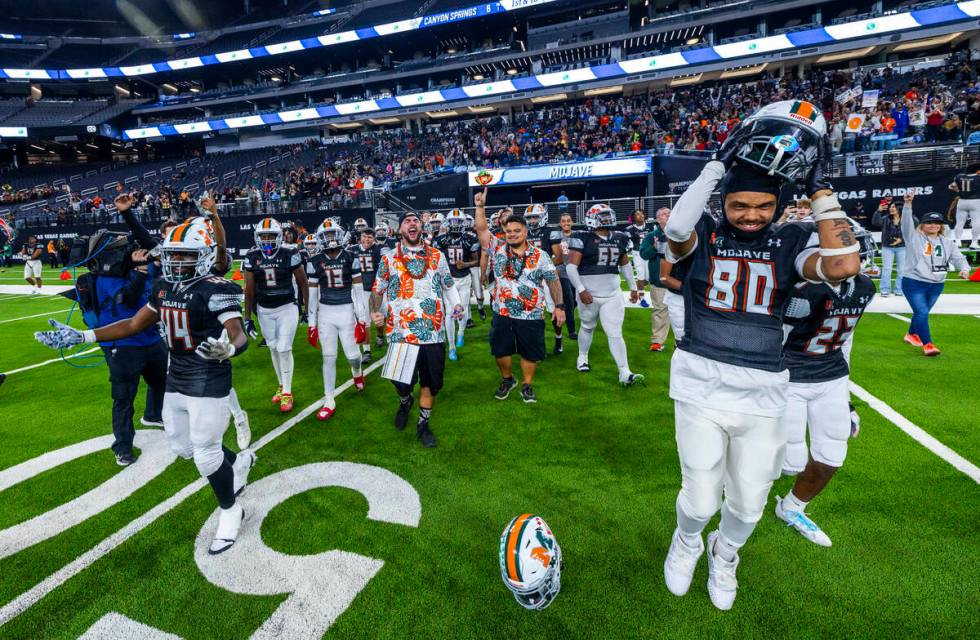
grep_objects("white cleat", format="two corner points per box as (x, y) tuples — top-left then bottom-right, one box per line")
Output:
(233, 410), (251, 449)
(775, 496), (832, 547)
(619, 373), (645, 387)
(209, 503), (244, 555)
(663, 528), (704, 597)
(706, 531), (739, 611)
(233, 450), (257, 496)
(576, 357), (591, 372)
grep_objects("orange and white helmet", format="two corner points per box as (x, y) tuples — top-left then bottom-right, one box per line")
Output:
(354, 217), (369, 232)
(584, 203), (616, 229)
(254, 217), (283, 256)
(445, 208), (467, 234)
(425, 212), (444, 235)
(303, 233), (319, 253)
(524, 204), (546, 229)
(499, 514), (562, 610)
(161, 218), (216, 284)
(316, 217), (348, 250)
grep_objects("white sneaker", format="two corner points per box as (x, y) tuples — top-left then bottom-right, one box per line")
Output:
(233, 410), (251, 449)
(31, 288), (39, 295)
(706, 531), (739, 611)
(139, 417), (164, 428)
(208, 503), (244, 555)
(663, 528), (704, 596)
(775, 496), (832, 547)
(880, 291), (891, 297)
(233, 450), (257, 496)
(576, 357), (590, 372)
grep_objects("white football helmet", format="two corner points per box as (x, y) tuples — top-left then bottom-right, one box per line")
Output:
(465, 213), (475, 230)
(445, 208), (467, 234)
(426, 212), (444, 235)
(584, 203), (616, 229)
(316, 217), (348, 250)
(254, 217), (283, 257)
(354, 217), (369, 232)
(161, 219), (216, 284)
(375, 224), (389, 242)
(524, 204), (546, 229)
(499, 514), (562, 610)
(303, 233), (319, 253)
(733, 100), (827, 180)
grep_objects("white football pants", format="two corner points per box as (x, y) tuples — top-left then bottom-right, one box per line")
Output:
(577, 290), (630, 373)
(954, 199), (980, 244)
(317, 303), (362, 404)
(162, 392), (230, 478)
(781, 376), (851, 474)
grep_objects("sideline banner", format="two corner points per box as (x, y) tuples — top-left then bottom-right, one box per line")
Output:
(468, 156), (652, 187)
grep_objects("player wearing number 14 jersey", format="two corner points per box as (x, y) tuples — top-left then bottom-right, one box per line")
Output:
(775, 271), (875, 547)
(242, 218), (309, 412)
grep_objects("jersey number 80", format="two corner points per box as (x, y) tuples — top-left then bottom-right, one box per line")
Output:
(706, 257), (776, 315)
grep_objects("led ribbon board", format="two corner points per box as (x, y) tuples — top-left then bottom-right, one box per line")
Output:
(122, 1), (980, 140)
(467, 156), (653, 187)
(0, 0), (558, 81)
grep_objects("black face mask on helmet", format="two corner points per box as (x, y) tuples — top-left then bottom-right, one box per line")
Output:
(719, 164), (784, 241)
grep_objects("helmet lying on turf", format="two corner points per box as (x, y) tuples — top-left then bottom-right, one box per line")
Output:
(732, 99), (827, 181)
(499, 513), (562, 610)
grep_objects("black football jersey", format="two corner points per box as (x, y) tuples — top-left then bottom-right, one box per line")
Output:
(242, 247), (301, 308)
(384, 238), (398, 252)
(625, 223), (651, 251)
(782, 274), (875, 383)
(147, 275), (242, 398)
(24, 242), (42, 259)
(306, 249), (360, 305)
(676, 216), (817, 372)
(433, 233), (480, 278)
(953, 172), (980, 199)
(527, 226), (561, 256)
(567, 230), (632, 275)
(348, 244), (383, 290)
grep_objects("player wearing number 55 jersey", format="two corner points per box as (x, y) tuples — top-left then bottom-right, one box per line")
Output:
(565, 204), (643, 385)
(35, 218), (256, 555)
(661, 100), (862, 611)
(775, 270), (875, 547)
(307, 218), (367, 421)
(242, 218), (309, 413)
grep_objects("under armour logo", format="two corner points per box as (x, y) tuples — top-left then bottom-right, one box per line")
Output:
(767, 238), (782, 247)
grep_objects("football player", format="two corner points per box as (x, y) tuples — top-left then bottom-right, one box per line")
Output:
(348, 226), (384, 361)
(565, 204), (643, 385)
(306, 218), (367, 421)
(949, 163), (980, 248)
(433, 209), (481, 360)
(625, 209), (652, 308)
(425, 212), (444, 242)
(465, 213), (487, 322)
(22, 235), (43, 293)
(353, 217), (370, 238)
(242, 218), (309, 413)
(661, 100), (861, 610)
(35, 218), (256, 555)
(776, 255), (875, 547)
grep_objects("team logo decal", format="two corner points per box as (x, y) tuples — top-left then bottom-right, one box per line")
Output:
(788, 100), (817, 125)
(474, 169), (495, 186)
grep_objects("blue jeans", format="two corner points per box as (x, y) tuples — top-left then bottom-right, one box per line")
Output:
(880, 247), (904, 294)
(903, 277), (944, 344)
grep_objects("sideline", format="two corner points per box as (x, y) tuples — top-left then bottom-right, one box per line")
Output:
(0, 358), (386, 627)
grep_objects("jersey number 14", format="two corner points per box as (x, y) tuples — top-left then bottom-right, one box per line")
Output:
(160, 307), (194, 350)
(706, 257), (776, 315)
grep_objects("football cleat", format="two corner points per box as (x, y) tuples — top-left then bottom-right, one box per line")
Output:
(553, 336), (563, 355)
(664, 528), (704, 597)
(620, 373), (645, 386)
(448, 348), (458, 362)
(140, 417), (164, 428)
(374, 335), (384, 348)
(317, 405), (335, 421)
(271, 385), (283, 403)
(775, 495), (832, 547)
(922, 343), (941, 357)
(362, 350), (372, 364)
(903, 333), (923, 347)
(706, 531), (740, 611)
(233, 450), (257, 496)
(849, 403), (860, 439)
(208, 503), (244, 555)
(456, 334), (465, 348)
(649, 342), (664, 352)
(466, 318), (475, 329)
(639, 298), (650, 308)
(354, 375), (366, 392)
(478, 307), (487, 321)
(233, 411), (251, 450)
(576, 357), (591, 372)
(279, 393), (294, 413)
(499, 514), (562, 610)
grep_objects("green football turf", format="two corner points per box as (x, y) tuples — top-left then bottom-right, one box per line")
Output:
(0, 284), (978, 639)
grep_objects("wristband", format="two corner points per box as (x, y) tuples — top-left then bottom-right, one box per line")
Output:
(819, 244), (860, 257)
(554, 303), (565, 310)
(813, 211), (848, 222)
(82, 330), (96, 344)
(228, 344), (237, 357)
(810, 193), (843, 217)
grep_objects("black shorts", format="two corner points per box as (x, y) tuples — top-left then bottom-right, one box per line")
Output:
(490, 313), (545, 362)
(392, 342), (446, 396)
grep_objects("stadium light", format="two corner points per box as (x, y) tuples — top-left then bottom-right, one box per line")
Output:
(892, 32), (961, 52)
(530, 93), (567, 103)
(506, 68), (518, 75)
(468, 105), (496, 113)
(720, 63), (767, 79)
(669, 74), (702, 87)
(815, 46), (875, 64)
(472, 74), (484, 81)
(584, 85), (622, 96)
(331, 121), (363, 129)
(368, 117), (401, 125)
(425, 110), (459, 118)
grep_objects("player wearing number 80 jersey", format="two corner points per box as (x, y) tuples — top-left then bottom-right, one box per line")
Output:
(433, 209), (480, 359)
(774, 272), (875, 547)
(242, 217), (309, 413)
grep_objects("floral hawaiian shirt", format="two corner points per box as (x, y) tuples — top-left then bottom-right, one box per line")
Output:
(487, 236), (557, 321)
(373, 242), (457, 344)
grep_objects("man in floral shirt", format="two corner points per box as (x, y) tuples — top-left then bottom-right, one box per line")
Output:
(474, 188), (565, 404)
(370, 211), (462, 448)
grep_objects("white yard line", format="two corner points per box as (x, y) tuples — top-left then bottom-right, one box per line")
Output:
(2, 347), (101, 376)
(850, 382), (980, 484)
(887, 313), (911, 323)
(0, 358), (385, 627)
(0, 309), (73, 324)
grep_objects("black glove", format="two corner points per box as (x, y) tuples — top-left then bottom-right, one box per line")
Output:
(714, 124), (751, 170)
(244, 319), (258, 339)
(802, 136), (833, 197)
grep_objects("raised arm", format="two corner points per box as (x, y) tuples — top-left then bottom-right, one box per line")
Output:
(114, 194), (158, 250)
(900, 194), (916, 240)
(799, 146), (861, 282)
(665, 161), (725, 259)
(473, 187), (494, 249)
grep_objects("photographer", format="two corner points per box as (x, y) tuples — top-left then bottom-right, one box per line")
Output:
(84, 231), (167, 466)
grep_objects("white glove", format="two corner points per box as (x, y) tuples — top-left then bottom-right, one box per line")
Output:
(35, 319), (89, 350)
(195, 336), (236, 361)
